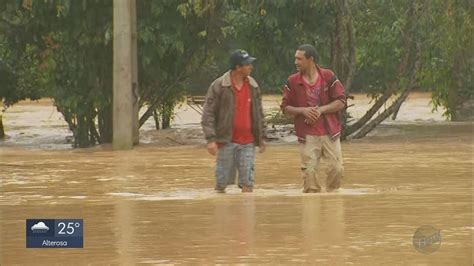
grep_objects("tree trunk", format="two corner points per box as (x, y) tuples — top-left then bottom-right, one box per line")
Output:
(139, 75), (186, 128)
(342, 89), (393, 138)
(448, 50), (463, 121)
(89, 115), (101, 144)
(97, 49), (113, 144)
(352, 89), (411, 139)
(56, 105), (76, 133)
(0, 114), (5, 139)
(335, 0), (356, 132)
(161, 101), (173, 129)
(153, 109), (160, 129)
(330, 32), (336, 70)
(162, 114), (171, 129)
(334, 1), (343, 76)
(138, 42), (210, 128)
(76, 114), (90, 148)
(98, 106), (113, 143)
(448, 83), (458, 121)
(343, 0), (356, 93)
(342, 1), (418, 139)
(352, 34), (424, 139)
(391, 103), (402, 120)
(333, 0), (355, 85)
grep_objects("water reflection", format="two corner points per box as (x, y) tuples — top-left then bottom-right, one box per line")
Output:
(214, 197), (256, 260)
(300, 196), (345, 263)
(111, 152), (137, 264)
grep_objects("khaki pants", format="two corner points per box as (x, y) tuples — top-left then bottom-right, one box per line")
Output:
(299, 135), (344, 192)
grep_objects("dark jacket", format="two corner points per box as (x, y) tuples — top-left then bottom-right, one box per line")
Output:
(281, 66), (346, 142)
(201, 71), (266, 146)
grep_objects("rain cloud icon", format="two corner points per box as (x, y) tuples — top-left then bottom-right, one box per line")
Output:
(31, 222), (50, 233)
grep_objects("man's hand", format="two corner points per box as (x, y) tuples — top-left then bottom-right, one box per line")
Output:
(259, 140), (266, 153)
(207, 142), (218, 156)
(303, 107), (321, 124)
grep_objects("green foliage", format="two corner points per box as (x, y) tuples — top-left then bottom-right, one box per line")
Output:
(419, 0), (473, 120)
(214, 0), (335, 92)
(1, 0), (114, 147)
(137, 0), (217, 115)
(1, 0), (471, 147)
(0, 1), (47, 108)
(350, 0), (425, 96)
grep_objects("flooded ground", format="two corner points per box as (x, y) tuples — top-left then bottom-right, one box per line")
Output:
(0, 94), (473, 264)
(0, 92), (448, 148)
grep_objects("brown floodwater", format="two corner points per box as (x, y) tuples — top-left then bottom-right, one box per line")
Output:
(1, 122), (472, 265)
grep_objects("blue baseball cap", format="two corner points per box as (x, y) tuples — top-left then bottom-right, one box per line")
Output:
(229, 49), (256, 68)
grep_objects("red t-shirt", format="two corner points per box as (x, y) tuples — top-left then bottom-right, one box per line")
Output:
(231, 78), (254, 144)
(301, 75), (328, 136)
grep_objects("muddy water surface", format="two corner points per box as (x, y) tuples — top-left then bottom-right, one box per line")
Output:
(1, 122), (472, 264)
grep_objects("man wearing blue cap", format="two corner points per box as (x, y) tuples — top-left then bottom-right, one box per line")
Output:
(201, 49), (266, 193)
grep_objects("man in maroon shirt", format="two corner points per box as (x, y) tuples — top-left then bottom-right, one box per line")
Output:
(281, 44), (346, 193)
(201, 50), (266, 193)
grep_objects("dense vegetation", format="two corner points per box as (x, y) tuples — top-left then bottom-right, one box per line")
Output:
(1, 0), (472, 145)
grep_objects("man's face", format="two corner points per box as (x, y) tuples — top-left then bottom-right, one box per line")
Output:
(235, 64), (253, 77)
(295, 50), (312, 72)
